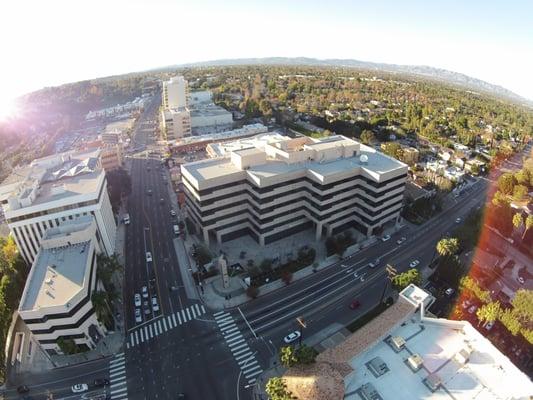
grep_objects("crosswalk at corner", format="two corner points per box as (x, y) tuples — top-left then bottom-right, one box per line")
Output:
(109, 352), (128, 399)
(214, 310), (263, 385)
(127, 303), (206, 349)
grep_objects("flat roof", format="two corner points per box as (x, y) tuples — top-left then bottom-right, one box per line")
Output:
(344, 311), (533, 400)
(190, 105), (232, 117)
(20, 240), (91, 311)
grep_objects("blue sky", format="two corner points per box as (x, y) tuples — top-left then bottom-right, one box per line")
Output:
(1, 0), (533, 110)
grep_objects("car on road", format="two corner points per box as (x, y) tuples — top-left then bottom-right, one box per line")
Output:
(146, 252), (152, 262)
(17, 385), (30, 394)
(445, 288), (455, 297)
(381, 234), (391, 242)
(93, 378), (110, 387)
(71, 384), (89, 393)
(135, 308), (142, 323)
(134, 293), (141, 307)
(160, 198), (165, 204)
(143, 300), (151, 315)
(368, 259), (380, 268)
(152, 296), (159, 312)
(468, 305), (477, 314)
(485, 321), (495, 331)
(409, 260), (420, 268)
(455, 217), (462, 223)
(349, 300), (361, 309)
(142, 286), (149, 298)
(283, 330), (301, 344)
(396, 237), (406, 245)
(123, 214), (130, 225)
(170, 209), (176, 217)
(146, 189), (152, 196)
(518, 276), (525, 284)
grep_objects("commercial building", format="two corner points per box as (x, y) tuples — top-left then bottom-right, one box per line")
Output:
(190, 104), (234, 135)
(181, 133), (408, 246)
(78, 139), (123, 172)
(161, 108), (192, 141)
(279, 284), (533, 399)
(401, 146), (419, 165)
(162, 76), (189, 109)
(18, 217), (107, 355)
(0, 149), (116, 264)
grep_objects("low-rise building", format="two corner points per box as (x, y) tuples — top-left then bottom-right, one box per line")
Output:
(18, 217), (107, 355)
(162, 108), (192, 141)
(182, 133), (407, 246)
(401, 147), (419, 165)
(190, 104), (234, 135)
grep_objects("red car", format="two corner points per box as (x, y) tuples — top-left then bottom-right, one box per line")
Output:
(349, 300), (361, 309)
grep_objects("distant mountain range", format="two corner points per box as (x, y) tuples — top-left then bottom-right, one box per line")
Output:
(166, 57), (531, 106)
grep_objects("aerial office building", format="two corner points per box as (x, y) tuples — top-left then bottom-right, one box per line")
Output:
(0, 149), (116, 264)
(18, 217), (107, 355)
(162, 75), (189, 109)
(181, 133), (408, 246)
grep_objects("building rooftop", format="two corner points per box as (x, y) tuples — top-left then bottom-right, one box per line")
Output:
(0, 149), (103, 214)
(189, 103), (233, 118)
(182, 133), (408, 190)
(174, 123), (268, 148)
(19, 217), (95, 312)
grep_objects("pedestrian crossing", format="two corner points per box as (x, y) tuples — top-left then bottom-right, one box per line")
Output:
(109, 352), (128, 400)
(127, 303), (206, 348)
(214, 310), (263, 385)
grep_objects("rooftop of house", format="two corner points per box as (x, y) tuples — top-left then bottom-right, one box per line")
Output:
(182, 133), (407, 189)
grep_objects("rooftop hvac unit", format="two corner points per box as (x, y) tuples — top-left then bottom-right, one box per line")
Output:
(391, 336), (406, 351)
(455, 348), (472, 365)
(424, 373), (442, 392)
(407, 353), (424, 371)
(359, 154), (369, 165)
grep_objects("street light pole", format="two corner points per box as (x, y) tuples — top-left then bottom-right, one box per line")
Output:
(296, 316), (307, 348)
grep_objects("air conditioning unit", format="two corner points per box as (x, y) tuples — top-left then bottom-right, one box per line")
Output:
(391, 336), (406, 351)
(407, 354), (424, 371)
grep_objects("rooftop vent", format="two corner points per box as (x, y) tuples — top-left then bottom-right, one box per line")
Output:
(358, 383), (383, 400)
(366, 356), (389, 377)
(407, 354), (424, 371)
(423, 373), (442, 392)
(455, 347), (472, 365)
(391, 336), (406, 352)
(45, 278), (53, 285)
(359, 154), (369, 165)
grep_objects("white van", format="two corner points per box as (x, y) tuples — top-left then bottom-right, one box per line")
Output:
(173, 225), (180, 236)
(123, 214), (130, 225)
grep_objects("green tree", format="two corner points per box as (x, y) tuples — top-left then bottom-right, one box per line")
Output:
(360, 129), (375, 145)
(57, 337), (78, 355)
(294, 344), (318, 365)
(391, 268), (421, 291)
(512, 213), (524, 230)
(512, 184), (528, 202)
(511, 289), (533, 325)
(498, 308), (521, 335)
(91, 291), (113, 329)
(265, 377), (294, 400)
(497, 173), (515, 195)
(279, 346), (298, 368)
(476, 301), (501, 326)
(523, 215), (533, 240)
(193, 245), (212, 268)
(382, 142), (403, 159)
(436, 237), (459, 258)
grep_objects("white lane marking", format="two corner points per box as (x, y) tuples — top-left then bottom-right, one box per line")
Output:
(223, 326), (239, 335)
(194, 303), (202, 316)
(216, 316), (233, 323)
(235, 351), (253, 361)
(176, 312), (182, 324)
(232, 346), (251, 357)
(186, 308), (191, 320)
(162, 318), (168, 331)
(139, 328), (144, 342)
(201, 305), (206, 314)
(181, 310), (187, 322)
(224, 331), (241, 340)
(227, 338), (245, 348)
(245, 369), (263, 379)
(190, 305), (197, 318)
(214, 310), (226, 317)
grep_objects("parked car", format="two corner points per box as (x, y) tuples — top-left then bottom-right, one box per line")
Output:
(455, 217), (462, 223)
(349, 300), (361, 309)
(170, 209), (177, 217)
(396, 237), (406, 245)
(283, 330), (301, 344)
(146, 252), (152, 263)
(468, 305), (477, 314)
(518, 276), (525, 284)
(135, 308), (142, 323)
(134, 293), (141, 307)
(152, 296), (159, 312)
(17, 385), (30, 394)
(160, 198), (165, 204)
(445, 288), (455, 297)
(368, 259), (380, 268)
(123, 214), (130, 225)
(93, 378), (110, 387)
(146, 189), (152, 196)
(143, 301), (151, 315)
(485, 321), (495, 331)
(381, 235), (391, 242)
(142, 286), (149, 298)
(71, 384), (89, 393)
(409, 260), (420, 268)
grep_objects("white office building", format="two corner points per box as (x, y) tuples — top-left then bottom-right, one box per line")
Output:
(18, 217), (107, 355)
(162, 75), (189, 109)
(181, 133), (408, 246)
(0, 149), (116, 264)
(162, 107), (192, 141)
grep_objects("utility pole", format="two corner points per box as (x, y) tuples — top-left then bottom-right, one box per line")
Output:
(296, 316), (307, 347)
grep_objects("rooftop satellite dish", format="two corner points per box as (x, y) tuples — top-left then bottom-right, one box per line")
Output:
(360, 154), (369, 164)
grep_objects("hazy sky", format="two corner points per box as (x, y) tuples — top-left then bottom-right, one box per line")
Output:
(2, 0), (533, 107)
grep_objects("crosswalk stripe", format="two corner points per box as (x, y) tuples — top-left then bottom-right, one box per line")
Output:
(227, 338), (245, 348)
(195, 303), (202, 315)
(135, 330), (139, 345)
(143, 326), (148, 340)
(217, 316), (233, 323)
(224, 331), (241, 340)
(172, 313), (177, 327)
(110, 357), (125, 365)
(181, 310), (187, 322)
(248, 378), (257, 384)
(245, 368), (263, 379)
(158, 320), (163, 333)
(177, 312), (182, 324)
(186, 308), (191, 320)
(149, 324), (154, 338)
(126, 342), (130, 349)
(162, 318), (168, 331)
(190, 305), (197, 318)
(239, 357), (257, 367)
(230, 342), (248, 353)
(111, 393), (128, 400)
(227, 335), (243, 344)
(218, 320), (234, 328)
(139, 328), (144, 342)
(233, 346), (251, 357)
(223, 326), (239, 335)
(154, 321), (160, 335)
(111, 381), (127, 389)
(167, 315), (174, 328)
(235, 351), (253, 361)
(110, 359), (125, 369)
(110, 370), (125, 378)
(115, 352), (124, 358)
(111, 386), (128, 395)
(243, 364), (261, 375)
(220, 324), (237, 332)
(215, 313), (230, 321)
(129, 334), (134, 347)
(213, 310), (226, 317)
(201, 305), (206, 314)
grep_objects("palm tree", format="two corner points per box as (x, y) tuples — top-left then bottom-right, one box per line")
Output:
(436, 237), (459, 258)
(476, 301), (501, 327)
(512, 213), (524, 230)
(522, 215), (533, 240)
(92, 291), (113, 329)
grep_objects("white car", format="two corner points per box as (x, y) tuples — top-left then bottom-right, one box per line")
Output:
(455, 217), (462, 224)
(485, 320), (495, 331)
(409, 260), (420, 268)
(368, 259), (380, 268)
(142, 286), (149, 298)
(71, 384), (88, 393)
(146, 252), (153, 263)
(468, 305), (477, 314)
(135, 308), (142, 323)
(283, 330), (301, 344)
(170, 209), (177, 217)
(152, 296), (160, 312)
(381, 235), (391, 242)
(445, 288), (455, 297)
(134, 293), (141, 307)
(518, 276), (525, 284)
(396, 237), (406, 245)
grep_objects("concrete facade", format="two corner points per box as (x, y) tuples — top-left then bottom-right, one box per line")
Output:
(162, 76), (188, 109)
(181, 133), (408, 246)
